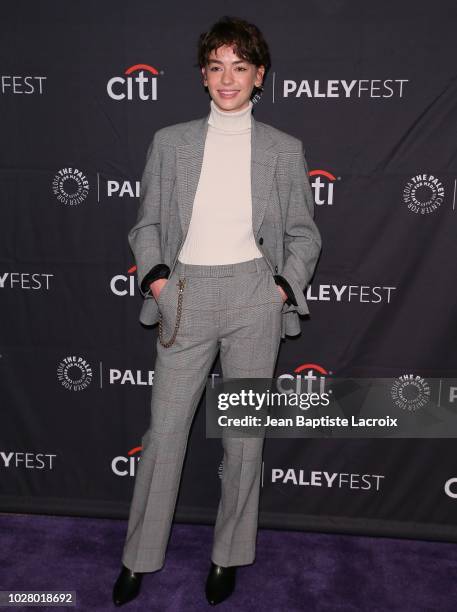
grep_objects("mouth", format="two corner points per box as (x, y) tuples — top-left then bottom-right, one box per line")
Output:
(218, 90), (240, 98)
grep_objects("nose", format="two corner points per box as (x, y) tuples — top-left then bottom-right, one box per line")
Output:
(220, 69), (234, 86)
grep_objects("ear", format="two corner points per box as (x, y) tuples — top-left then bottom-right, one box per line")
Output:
(255, 65), (265, 87)
(201, 66), (207, 85)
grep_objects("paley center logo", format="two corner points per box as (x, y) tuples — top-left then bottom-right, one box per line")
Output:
(107, 63), (162, 101)
(390, 374), (431, 412)
(52, 167), (90, 206)
(57, 356), (93, 391)
(444, 478), (457, 499)
(57, 357), (155, 388)
(403, 173), (444, 215)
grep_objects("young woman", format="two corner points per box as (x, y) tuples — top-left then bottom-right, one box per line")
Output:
(113, 15), (321, 607)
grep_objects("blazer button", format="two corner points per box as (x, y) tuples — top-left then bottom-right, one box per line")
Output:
(275, 265), (278, 272)
(259, 237), (263, 244)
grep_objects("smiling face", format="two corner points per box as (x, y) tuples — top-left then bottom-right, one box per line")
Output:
(201, 44), (265, 112)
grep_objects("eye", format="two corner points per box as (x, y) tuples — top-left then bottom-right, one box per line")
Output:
(236, 67), (247, 71)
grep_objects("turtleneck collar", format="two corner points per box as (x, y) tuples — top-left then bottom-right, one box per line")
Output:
(207, 98), (253, 133)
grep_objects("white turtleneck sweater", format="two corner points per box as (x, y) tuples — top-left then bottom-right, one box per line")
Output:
(177, 98), (263, 264)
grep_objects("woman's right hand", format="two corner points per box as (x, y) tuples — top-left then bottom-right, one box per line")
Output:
(150, 278), (168, 302)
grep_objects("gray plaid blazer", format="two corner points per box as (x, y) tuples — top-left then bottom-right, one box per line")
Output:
(128, 109), (322, 339)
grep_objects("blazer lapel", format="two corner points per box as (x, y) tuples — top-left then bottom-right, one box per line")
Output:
(175, 109), (278, 238)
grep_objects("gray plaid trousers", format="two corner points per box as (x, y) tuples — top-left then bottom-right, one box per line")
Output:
(121, 256), (284, 572)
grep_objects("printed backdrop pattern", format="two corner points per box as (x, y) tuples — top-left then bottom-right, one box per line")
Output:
(1, 1), (457, 541)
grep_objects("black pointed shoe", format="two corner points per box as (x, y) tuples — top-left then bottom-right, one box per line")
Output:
(112, 564), (143, 606)
(205, 562), (237, 605)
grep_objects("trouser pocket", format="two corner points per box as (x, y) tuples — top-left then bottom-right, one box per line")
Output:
(266, 272), (284, 306)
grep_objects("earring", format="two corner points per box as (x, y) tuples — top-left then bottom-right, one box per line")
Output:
(251, 83), (264, 105)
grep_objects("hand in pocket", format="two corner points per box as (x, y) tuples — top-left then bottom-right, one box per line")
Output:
(150, 278), (168, 303)
(276, 283), (287, 303)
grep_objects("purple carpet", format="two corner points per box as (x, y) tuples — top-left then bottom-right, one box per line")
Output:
(1, 513), (456, 610)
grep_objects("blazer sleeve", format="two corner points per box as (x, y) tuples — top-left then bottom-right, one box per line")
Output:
(128, 133), (170, 298)
(280, 141), (322, 304)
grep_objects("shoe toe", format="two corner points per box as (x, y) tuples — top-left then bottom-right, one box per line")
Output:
(205, 563), (237, 605)
(112, 566), (143, 606)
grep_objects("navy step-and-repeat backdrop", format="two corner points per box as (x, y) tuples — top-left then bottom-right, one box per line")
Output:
(1, 1), (457, 541)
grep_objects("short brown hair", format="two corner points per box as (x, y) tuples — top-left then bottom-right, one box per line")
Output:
(197, 16), (271, 97)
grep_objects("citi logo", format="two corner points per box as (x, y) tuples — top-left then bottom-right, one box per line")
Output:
(309, 169), (337, 206)
(112, 445), (142, 477)
(111, 265), (137, 296)
(107, 64), (161, 101)
(277, 363), (331, 396)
